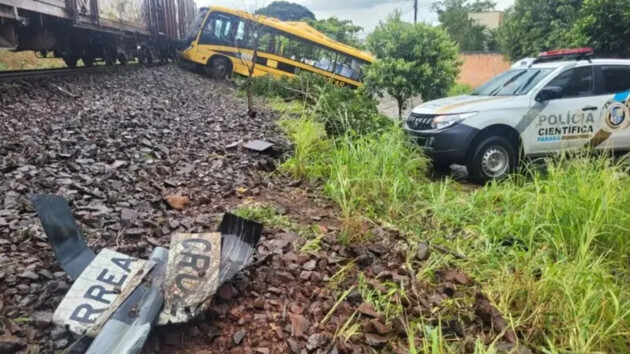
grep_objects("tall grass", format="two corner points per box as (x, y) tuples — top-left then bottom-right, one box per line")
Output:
(324, 129), (428, 223)
(279, 117), (329, 180)
(281, 111), (630, 351)
(430, 156), (630, 351)
(280, 120), (429, 235)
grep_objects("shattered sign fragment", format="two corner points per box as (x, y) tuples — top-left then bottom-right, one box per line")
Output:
(218, 213), (263, 284)
(159, 233), (221, 324)
(30, 194), (95, 279)
(86, 247), (169, 354)
(31, 195), (264, 353)
(244, 139), (274, 152)
(52, 249), (148, 335)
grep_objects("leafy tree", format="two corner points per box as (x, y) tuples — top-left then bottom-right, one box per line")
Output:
(570, 0), (630, 57)
(366, 12), (460, 118)
(499, 0), (583, 60)
(431, 0), (496, 52)
(255, 1), (316, 21)
(500, 0), (630, 60)
(307, 17), (364, 48)
(460, 22), (491, 51)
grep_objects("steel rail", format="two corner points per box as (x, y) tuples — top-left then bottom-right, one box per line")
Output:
(0, 63), (147, 82)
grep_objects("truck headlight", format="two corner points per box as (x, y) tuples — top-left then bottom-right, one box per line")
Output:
(431, 112), (478, 130)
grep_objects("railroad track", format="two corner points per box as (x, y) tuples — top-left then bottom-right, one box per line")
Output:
(0, 63), (147, 82)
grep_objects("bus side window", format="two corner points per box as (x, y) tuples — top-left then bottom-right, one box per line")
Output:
(272, 32), (336, 73)
(275, 35), (287, 57)
(199, 13), (236, 46)
(234, 22), (276, 54)
(334, 53), (362, 80)
(314, 49), (336, 72)
(235, 21), (247, 48)
(257, 28), (276, 54)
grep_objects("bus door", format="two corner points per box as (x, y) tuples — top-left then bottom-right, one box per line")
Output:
(195, 12), (238, 63)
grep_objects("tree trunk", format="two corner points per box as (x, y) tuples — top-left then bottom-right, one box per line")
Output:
(246, 47), (259, 118)
(247, 77), (255, 118)
(397, 97), (404, 119)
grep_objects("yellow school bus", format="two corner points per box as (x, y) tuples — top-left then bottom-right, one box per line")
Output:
(180, 6), (374, 88)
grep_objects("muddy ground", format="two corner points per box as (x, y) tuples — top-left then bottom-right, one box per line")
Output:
(0, 65), (512, 354)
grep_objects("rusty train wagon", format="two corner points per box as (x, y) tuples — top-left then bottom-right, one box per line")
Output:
(0, 0), (196, 67)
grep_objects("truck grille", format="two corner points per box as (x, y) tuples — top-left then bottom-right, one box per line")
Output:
(407, 113), (435, 131)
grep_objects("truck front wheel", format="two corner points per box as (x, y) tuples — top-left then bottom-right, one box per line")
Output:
(467, 136), (517, 184)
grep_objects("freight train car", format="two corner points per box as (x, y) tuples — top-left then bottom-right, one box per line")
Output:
(0, 0), (196, 67)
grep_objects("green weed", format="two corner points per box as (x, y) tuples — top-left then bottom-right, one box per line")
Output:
(415, 155), (630, 352)
(323, 128), (428, 224)
(300, 234), (324, 252)
(335, 311), (362, 343)
(328, 260), (356, 290)
(281, 120), (429, 233)
(268, 98), (305, 116)
(232, 204), (296, 230)
(321, 287), (354, 326)
(357, 273), (405, 321)
(279, 117), (330, 180)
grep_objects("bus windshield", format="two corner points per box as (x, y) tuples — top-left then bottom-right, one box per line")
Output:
(185, 9), (208, 42)
(472, 68), (553, 96)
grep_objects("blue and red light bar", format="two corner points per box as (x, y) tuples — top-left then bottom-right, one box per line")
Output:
(538, 47), (594, 58)
(530, 47), (594, 66)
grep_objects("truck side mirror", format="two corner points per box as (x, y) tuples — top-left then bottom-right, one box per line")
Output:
(536, 86), (563, 102)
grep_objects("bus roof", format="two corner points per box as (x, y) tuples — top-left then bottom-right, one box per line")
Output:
(207, 6), (375, 63)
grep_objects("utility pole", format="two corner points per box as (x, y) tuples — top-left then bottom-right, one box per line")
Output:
(414, 0), (418, 24)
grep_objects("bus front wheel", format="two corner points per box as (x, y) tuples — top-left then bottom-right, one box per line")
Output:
(207, 57), (230, 80)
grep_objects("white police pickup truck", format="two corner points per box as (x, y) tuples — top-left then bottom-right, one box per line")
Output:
(404, 48), (630, 183)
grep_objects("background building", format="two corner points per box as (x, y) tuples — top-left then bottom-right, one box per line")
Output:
(469, 11), (504, 30)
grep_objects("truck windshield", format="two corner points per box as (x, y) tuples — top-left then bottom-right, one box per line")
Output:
(472, 68), (553, 96)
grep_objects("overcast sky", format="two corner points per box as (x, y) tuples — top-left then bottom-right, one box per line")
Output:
(197, 0), (515, 34)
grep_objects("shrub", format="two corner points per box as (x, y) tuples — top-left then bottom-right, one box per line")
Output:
(245, 72), (329, 102)
(365, 11), (459, 117)
(447, 83), (473, 97)
(245, 72), (392, 136)
(311, 84), (392, 136)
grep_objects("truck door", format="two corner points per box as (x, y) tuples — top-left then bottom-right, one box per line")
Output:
(590, 65), (630, 150)
(529, 66), (601, 154)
